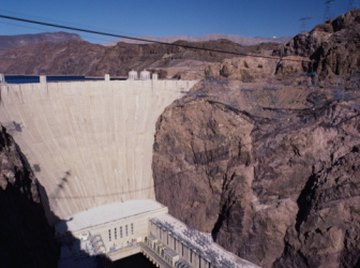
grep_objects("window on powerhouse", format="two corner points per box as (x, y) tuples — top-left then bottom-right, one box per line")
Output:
(107, 223), (135, 241)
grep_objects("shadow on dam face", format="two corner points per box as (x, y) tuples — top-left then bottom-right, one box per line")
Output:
(0, 80), (197, 222)
(0, 126), (113, 267)
(38, 182), (115, 268)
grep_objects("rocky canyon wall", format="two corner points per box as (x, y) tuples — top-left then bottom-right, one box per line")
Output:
(153, 80), (360, 267)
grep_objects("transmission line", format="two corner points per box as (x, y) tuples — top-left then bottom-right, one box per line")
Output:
(0, 13), (310, 63)
(324, 0), (335, 21)
(299, 16), (312, 33)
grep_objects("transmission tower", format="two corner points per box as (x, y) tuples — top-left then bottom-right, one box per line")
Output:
(299, 16), (312, 33)
(324, 0), (335, 21)
(349, 0), (355, 9)
(348, 0), (358, 10)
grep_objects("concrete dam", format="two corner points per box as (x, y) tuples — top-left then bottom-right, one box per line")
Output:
(0, 77), (197, 221)
(0, 75), (260, 267)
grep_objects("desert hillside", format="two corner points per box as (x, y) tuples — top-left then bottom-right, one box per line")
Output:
(0, 35), (279, 79)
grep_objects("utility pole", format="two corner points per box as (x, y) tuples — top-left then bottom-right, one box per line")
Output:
(324, 0), (335, 21)
(299, 17), (312, 33)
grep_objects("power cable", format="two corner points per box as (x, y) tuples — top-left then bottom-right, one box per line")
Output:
(49, 177), (174, 200)
(0, 20), (119, 44)
(0, 13), (310, 63)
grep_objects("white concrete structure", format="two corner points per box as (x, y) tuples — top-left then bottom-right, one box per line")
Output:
(148, 214), (260, 268)
(0, 79), (197, 222)
(55, 200), (259, 268)
(152, 73), (159, 81)
(55, 199), (168, 266)
(128, 70), (138, 80)
(0, 73), (4, 83)
(140, 70), (151, 80)
(104, 74), (110, 81)
(39, 75), (47, 84)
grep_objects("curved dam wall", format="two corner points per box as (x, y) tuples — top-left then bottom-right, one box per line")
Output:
(0, 80), (197, 222)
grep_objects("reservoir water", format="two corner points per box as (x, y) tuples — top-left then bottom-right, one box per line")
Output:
(3, 75), (126, 84)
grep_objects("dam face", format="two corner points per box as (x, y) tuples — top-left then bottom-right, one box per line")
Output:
(0, 80), (197, 222)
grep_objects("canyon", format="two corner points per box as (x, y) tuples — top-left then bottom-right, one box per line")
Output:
(0, 9), (359, 268)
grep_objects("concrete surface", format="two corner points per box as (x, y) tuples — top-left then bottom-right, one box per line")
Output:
(0, 80), (197, 222)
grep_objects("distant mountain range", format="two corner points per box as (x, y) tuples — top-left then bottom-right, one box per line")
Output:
(0, 32), (289, 53)
(0, 31), (288, 76)
(0, 31), (282, 77)
(114, 34), (289, 46)
(0, 32), (81, 54)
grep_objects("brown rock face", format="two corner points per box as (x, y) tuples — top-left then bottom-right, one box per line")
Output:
(273, 9), (360, 81)
(205, 56), (278, 82)
(0, 126), (59, 267)
(153, 97), (254, 233)
(153, 80), (360, 268)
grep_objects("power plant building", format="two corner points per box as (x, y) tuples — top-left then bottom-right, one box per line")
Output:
(55, 200), (168, 265)
(55, 200), (259, 268)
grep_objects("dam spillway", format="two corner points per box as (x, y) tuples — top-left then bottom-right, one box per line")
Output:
(0, 79), (197, 222)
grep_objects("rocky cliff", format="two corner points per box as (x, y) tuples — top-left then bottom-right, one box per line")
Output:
(204, 10), (360, 88)
(273, 9), (360, 83)
(153, 80), (360, 268)
(0, 125), (59, 267)
(153, 10), (360, 268)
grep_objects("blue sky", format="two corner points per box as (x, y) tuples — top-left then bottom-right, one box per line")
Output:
(0, 0), (355, 43)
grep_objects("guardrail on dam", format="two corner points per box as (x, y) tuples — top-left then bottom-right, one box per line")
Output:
(0, 78), (197, 222)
